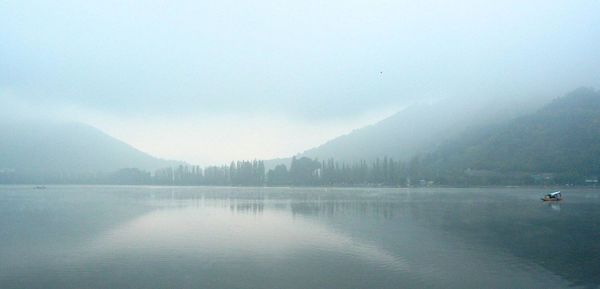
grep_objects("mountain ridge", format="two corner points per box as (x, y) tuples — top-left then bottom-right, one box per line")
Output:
(0, 119), (181, 175)
(417, 87), (600, 184)
(265, 95), (549, 170)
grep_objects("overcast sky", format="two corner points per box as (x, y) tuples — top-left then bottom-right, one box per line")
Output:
(2, 0), (599, 165)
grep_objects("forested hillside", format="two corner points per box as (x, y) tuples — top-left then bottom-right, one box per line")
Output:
(2, 89), (597, 186)
(417, 87), (600, 185)
(0, 120), (180, 182)
(297, 96), (545, 163)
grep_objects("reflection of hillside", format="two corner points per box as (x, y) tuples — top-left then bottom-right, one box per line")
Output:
(0, 187), (154, 275)
(263, 191), (600, 289)
(398, 198), (600, 289)
(150, 187), (600, 288)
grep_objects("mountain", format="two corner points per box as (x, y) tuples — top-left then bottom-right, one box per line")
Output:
(0, 120), (180, 176)
(264, 88), (599, 186)
(290, 95), (547, 165)
(419, 87), (600, 184)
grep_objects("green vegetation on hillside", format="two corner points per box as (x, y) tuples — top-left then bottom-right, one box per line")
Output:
(417, 87), (600, 185)
(1, 88), (598, 186)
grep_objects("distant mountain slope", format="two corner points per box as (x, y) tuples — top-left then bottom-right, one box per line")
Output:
(422, 87), (600, 183)
(0, 120), (180, 174)
(295, 96), (544, 163)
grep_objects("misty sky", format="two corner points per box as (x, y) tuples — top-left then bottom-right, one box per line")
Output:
(2, 0), (600, 165)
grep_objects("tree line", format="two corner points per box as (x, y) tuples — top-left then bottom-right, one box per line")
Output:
(1, 155), (594, 186)
(101, 154), (596, 186)
(123, 156), (416, 186)
(0, 157), (417, 186)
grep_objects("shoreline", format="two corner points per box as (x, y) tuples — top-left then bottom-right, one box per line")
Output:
(0, 183), (597, 190)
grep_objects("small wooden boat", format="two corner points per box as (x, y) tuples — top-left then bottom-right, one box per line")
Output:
(541, 191), (562, 201)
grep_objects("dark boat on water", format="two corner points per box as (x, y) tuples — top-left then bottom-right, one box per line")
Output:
(541, 191), (562, 201)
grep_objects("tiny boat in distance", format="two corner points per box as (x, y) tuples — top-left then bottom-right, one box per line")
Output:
(541, 191), (562, 201)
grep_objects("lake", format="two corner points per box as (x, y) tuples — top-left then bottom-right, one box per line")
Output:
(1, 186), (599, 289)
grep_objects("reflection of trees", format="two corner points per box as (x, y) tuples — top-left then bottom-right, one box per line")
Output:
(248, 192), (600, 288)
(287, 195), (600, 288)
(290, 200), (400, 220)
(230, 201), (264, 215)
(403, 199), (600, 289)
(148, 187), (600, 288)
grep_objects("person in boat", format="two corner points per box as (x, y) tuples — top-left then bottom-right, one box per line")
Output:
(544, 191), (561, 200)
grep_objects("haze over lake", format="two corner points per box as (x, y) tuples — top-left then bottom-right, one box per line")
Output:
(1, 186), (598, 289)
(2, 1), (600, 288)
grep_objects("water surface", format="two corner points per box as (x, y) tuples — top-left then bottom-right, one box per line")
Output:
(1, 186), (598, 289)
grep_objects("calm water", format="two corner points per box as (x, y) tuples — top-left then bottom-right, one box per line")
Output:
(1, 186), (599, 289)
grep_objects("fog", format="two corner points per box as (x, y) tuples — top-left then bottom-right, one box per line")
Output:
(1, 0), (599, 165)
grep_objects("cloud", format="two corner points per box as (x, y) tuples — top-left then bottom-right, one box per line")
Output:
(83, 108), (397, 165)
(1, 0), (599, 163)
(1, 0), (599, 120)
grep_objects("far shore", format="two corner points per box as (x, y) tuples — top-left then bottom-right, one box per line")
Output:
(1, 183), (597, 190)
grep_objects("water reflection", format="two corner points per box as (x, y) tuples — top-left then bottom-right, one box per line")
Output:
(230, 201), (264, 214)
(548, 202), (561, 212)
(144, 187), (600, 289)
(88, 206), (408, 272)
(0, 186), (598, 289)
